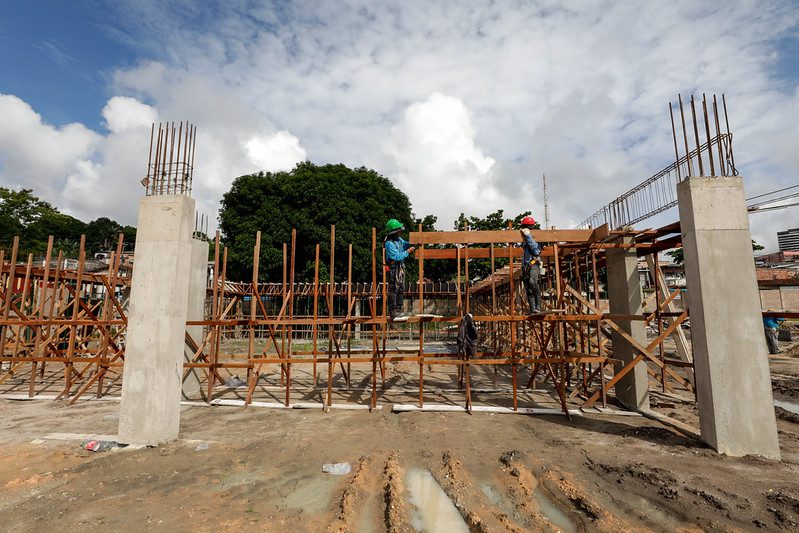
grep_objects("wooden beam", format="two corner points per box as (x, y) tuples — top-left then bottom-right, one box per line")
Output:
(409, 228), (592, 245)
(419, 247), (523, 260)
(588, 223), (610, 243)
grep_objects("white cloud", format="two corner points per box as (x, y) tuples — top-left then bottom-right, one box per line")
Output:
(245, 130), (306, 172)
(381, 92), (514, 225)
(102, 96), (158, 133)
(0, 94), (100, 201)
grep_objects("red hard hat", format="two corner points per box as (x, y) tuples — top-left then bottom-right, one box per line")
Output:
(521, 215), (536, 226)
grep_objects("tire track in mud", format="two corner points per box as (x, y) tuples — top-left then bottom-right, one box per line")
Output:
(330, 455), (373, 533)
(497, 449), (662, 532)
(433, 449), (525, 532)
(383, 452), (413, 533)
(496, 450), (565, 532)
(541, 467), (644, 532)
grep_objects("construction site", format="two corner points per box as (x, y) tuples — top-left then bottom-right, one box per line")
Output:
(1, 95), (798, 532)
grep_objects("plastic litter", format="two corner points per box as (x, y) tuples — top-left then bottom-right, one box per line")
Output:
(83, 440), (118, 452)
(225, 376), (247, 388)
(195, 442), (210, 451)
(322, 462), (351, 475)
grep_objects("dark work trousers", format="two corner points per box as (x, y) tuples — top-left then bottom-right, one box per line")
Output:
(765, 326), (780, 354)
(388, 262), (405, 317)
(522, 262), (541, 312)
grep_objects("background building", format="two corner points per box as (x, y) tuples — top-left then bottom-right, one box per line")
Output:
(778, 228), (799, 251)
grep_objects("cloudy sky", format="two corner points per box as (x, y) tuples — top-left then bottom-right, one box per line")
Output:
(1, 0), (797, 250)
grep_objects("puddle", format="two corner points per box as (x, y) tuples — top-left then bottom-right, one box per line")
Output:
(775, 399), (799, 415)
(533, 489), (577, 533)
(405, 468), (469, 532)
(481, 480), (575, 532)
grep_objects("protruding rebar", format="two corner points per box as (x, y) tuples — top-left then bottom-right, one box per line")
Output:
(141, 122), (197, 197)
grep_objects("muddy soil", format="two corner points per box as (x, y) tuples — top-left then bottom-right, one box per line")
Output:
(1, 346), (798, 532)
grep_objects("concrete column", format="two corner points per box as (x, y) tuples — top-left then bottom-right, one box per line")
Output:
(678, 176), (780, 460)
(606, 233), (650, 411)
(118, 195), (195, 446)
(182, 238), (209, 400)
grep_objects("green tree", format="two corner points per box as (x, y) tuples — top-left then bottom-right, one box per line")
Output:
(0, 188), (56, 250)
(219, 162), (413, 282)
(121, 226), (137, 249)
(0, 187), (134, 258)
(86, 217), (124, 253)
(666, 247), (684, 265)
(26, 211), (86, 255)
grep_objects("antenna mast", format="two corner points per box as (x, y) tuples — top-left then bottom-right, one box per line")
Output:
(543, 173), (551, 228)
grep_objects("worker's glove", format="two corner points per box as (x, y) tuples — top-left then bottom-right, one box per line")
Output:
(521, 228), (531, 236)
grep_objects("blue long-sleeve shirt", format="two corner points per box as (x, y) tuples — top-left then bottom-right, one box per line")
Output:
(385, 237), (412, 263)
(763, 317), (784, 329)
(521, 233), (541, 265)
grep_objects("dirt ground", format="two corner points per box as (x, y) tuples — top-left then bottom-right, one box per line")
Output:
(1, 344), (798, 531)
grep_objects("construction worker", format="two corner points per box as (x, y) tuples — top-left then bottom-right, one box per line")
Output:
(384, 219), (415, 319)
(519, 215), (542, 313)
(763, 311), (785, 355)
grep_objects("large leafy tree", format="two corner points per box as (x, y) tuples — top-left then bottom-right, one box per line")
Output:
(0, 188), (56, 250)
(219, 162), (413, 282)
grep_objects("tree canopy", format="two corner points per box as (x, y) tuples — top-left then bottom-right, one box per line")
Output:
(219, 162), (413, 282)
(0, 188), (135, 258)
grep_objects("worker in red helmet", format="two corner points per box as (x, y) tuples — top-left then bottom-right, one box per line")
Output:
(519, 215), (542, 313)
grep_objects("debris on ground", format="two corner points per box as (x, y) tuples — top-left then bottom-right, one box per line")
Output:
(322, 462), (352, 475)
(83, 440), (119, 452)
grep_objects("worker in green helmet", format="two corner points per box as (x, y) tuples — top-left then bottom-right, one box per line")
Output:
(384, 219), (415, 320)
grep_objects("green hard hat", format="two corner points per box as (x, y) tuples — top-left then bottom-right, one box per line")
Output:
(385, 219), (404, 233)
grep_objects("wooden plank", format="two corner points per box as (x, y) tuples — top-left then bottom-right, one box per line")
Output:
(646, 254), (692, 368)
(409, 229), (592, 245)
(419, 247), (523, 260)
(588, 223), (610, 243)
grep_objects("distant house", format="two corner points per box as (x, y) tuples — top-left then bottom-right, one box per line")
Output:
(637, 260), (686, 289)
(757, 268), (799, 309)
(756, 250), (799, 271)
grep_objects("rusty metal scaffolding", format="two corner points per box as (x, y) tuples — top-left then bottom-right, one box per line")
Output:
(175, 223), (703, 415)
(0, 235), (130, 401)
